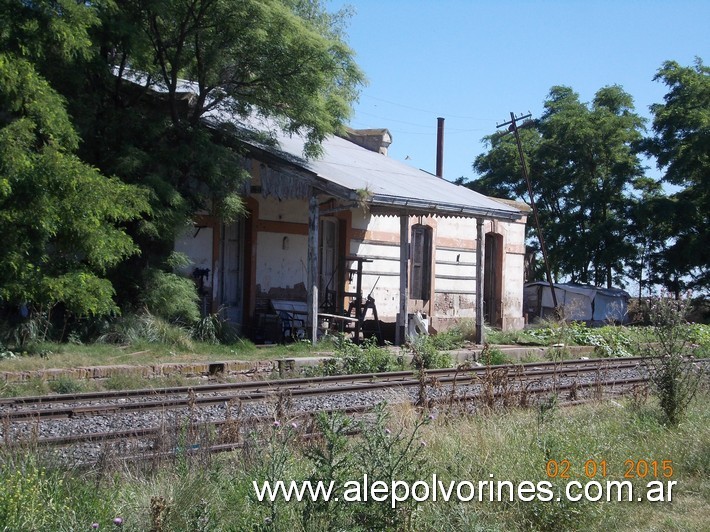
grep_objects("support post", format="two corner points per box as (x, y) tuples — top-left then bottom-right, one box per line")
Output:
(497, 112), (557, 309)
(396, 214), (409, 346)
(307, 195), (319, 344)
(475, 218), (485, 345)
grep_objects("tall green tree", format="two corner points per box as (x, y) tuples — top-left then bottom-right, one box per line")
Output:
(83, 0), (363, 201)
(42, 0), (365, 309)
(644, 58), (710, 293)
(8, 0), (364, 316)
(471, 85), (646, 288)
(0, 0), (149, 319)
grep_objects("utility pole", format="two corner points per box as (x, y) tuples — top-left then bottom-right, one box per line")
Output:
(497, 112), (558, 309)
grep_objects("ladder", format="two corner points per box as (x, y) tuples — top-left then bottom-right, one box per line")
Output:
(343, 256), (382, 343)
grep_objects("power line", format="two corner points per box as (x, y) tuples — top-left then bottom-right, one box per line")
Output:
(351, 111), (490, 134)
(360, 93), (498, 121)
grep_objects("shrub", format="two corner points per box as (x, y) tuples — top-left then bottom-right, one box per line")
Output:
(644, 295), (706, 426)
(408, 335), (452, 369)
(140, 268), (200, 324)
(98, 312), (194, 349)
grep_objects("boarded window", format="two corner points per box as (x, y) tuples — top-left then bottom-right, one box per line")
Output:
(410, 224), (433, 300)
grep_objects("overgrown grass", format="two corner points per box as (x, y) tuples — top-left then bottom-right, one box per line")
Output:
(419, 394), (710, 531)
(311, 336), (406, 376)
(1, 318), (707, 375)
(1, 393), (708, 530)
(0, 338), (324, 373)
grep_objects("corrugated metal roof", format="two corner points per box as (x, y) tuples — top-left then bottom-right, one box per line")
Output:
(223, 116), (523, 221)
(120, 71), (519, 220)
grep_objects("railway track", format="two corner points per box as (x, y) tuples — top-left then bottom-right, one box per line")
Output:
(0, 356), (646, 420)
(1, 357), (651, 462)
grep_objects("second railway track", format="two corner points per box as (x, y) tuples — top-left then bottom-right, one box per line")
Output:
(0, 356), (658, 464)
(0, 356), (647, 422)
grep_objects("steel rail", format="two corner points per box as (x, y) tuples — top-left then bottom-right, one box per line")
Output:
(0, 356), (647, 407)
(1, 359), (645, 422)
(9, 375), (649, 453)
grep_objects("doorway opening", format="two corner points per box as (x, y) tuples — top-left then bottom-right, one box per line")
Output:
(484, 232), (503, 328)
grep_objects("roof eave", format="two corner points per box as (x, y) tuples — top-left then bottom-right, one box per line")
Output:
(368, 194), (523, 221)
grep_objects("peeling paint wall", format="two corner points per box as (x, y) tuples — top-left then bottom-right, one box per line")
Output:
(349, 213), (527, 331)
(255, 232), (308, 293)
(254, 196), (309, 299)
(173, 182), (527, 334)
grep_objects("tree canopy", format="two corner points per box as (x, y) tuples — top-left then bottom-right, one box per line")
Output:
(472, 85), (646, 289)
(0, 0), (365, 326)
(470, 59), (709, 295)
(0, 0), (149, 318)
(644, 59), (710, 292)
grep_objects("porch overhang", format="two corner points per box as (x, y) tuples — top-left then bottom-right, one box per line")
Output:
(365, 194), (522, 221)
(241, 145), (523, 222)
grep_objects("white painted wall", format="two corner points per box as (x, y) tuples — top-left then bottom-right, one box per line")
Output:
(252, 196), (310, 294)
(259, 197), (308, 223)
(255, 232), (308, 292)
(174, 226), (213, 290)
(349, 213), (526, 330)
(216, 188), (529, 332)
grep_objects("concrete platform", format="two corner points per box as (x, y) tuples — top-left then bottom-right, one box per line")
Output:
(0, 345), (598, 385)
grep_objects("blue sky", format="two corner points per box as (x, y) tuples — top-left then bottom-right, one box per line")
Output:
(330, 0), (708, 184)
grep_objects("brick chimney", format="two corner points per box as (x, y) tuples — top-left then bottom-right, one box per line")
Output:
(341, 127), (392, 155)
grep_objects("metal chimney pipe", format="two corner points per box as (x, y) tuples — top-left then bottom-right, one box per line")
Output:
(436, 117), (444, 178)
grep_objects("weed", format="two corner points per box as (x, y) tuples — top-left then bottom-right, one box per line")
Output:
(301, 412), (354, 530)
(150, 495), (170, 532)
(524, 321), (639, 357)
(536, 394), (558, 434)
(311, 335), (402, 376)
(408, 335), (452, 370)
(250, 419), (300, 528)
(4, 310), (53, 348)
(428, 328), (465, 350)
(191, 312), (225, 344)
(98, 312), (194, 349)
(487, 327), (547, 346)
(0, 343), (17, 360)
(0, 378), (50, 398)
(0, 456), (115, 529)
(449, 319), (478, 342)
(0, 393), (708, 530)
(351, 404), (430, 530)
(644, 294), (706, 426)
(104, 374), (146, 391)
(481, 343), (510, 366)
(48, 377), (86, 394)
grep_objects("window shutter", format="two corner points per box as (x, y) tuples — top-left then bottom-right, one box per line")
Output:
(410, 224), (432, 300)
